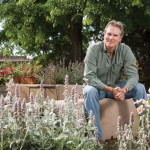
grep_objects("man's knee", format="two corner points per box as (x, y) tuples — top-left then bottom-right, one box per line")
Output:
(133, 83), (148, 100)
(83, 85), (98, 95)
(134, 83), (146, 91)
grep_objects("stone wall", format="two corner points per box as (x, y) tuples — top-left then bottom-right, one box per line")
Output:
(10, 84), (83, 101)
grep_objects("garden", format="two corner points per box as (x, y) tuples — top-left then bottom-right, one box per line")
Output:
(0, 0), (150, 149)
(0, 60), (149, 150)
(0, 60), (84, 86)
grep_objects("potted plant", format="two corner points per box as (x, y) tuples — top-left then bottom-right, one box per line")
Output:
(12, 63), (23, 84)
(20, 63), (43, 84)
(11, 62), (43, 84)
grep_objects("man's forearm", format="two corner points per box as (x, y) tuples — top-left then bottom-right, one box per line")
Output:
(103, 86), (114, 93)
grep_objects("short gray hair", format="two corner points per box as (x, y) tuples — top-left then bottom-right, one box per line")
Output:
(104, 20), (124, 37)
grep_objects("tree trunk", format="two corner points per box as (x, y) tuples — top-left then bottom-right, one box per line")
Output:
(70, 16), (83, 62)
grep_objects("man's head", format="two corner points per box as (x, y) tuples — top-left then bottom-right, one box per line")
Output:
(104, 20), (124, 51)
(104, 20), (124, 38)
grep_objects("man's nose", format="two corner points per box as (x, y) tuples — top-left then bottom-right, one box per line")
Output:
(109, 35), (113, 39)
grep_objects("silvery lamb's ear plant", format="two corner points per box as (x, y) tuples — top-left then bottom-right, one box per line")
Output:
(117, 104), (150, 150)
(0, 76), (102, 150)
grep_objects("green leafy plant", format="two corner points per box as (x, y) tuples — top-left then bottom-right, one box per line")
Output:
(21, 63), (43, 77)
(11, 63), (23, 76)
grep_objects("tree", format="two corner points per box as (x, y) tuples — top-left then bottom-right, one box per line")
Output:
(0, 0), (89, 62)
(0, 0), (70, 62)
(0, 0), (150, 89)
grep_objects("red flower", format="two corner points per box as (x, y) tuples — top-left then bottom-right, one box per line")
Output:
(3, 68), (9, 75)
(22, 67), (28, 71)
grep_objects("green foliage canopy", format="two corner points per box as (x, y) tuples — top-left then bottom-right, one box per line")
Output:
(0, 0), (150, 88)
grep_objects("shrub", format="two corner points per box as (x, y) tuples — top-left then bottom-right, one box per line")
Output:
(33, 60), (84, 85)
(55, 60), (84, 85)
(35, 64), (56, 84)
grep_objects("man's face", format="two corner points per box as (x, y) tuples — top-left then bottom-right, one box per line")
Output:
(104, 25), (122, 51)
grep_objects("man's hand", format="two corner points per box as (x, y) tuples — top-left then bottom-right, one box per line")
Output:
(103, 86), (127, 101)
(112, 87), (127, 101)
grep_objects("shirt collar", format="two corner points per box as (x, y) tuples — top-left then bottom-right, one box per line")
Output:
(103, 42), (119, 53)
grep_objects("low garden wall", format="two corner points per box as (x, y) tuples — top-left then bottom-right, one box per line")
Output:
(10, 84), (84, 101)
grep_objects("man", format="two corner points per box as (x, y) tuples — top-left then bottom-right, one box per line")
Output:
(83, 20), (148, 141)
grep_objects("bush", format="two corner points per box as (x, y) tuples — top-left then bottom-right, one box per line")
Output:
(55, 60), (84, 85)
(34, 61), (84, 85)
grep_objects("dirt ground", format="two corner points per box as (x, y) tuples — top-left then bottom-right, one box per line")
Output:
(104, 137), (118, 150)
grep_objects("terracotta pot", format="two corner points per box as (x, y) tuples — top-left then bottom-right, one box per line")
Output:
(20, 76), (38, 84)
(13, 75), (21, 84)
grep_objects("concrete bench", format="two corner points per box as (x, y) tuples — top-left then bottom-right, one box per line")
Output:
(55, 98), (139, 140)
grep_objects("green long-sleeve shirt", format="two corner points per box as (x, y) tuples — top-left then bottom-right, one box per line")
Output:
(83, 41), (139, 91)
